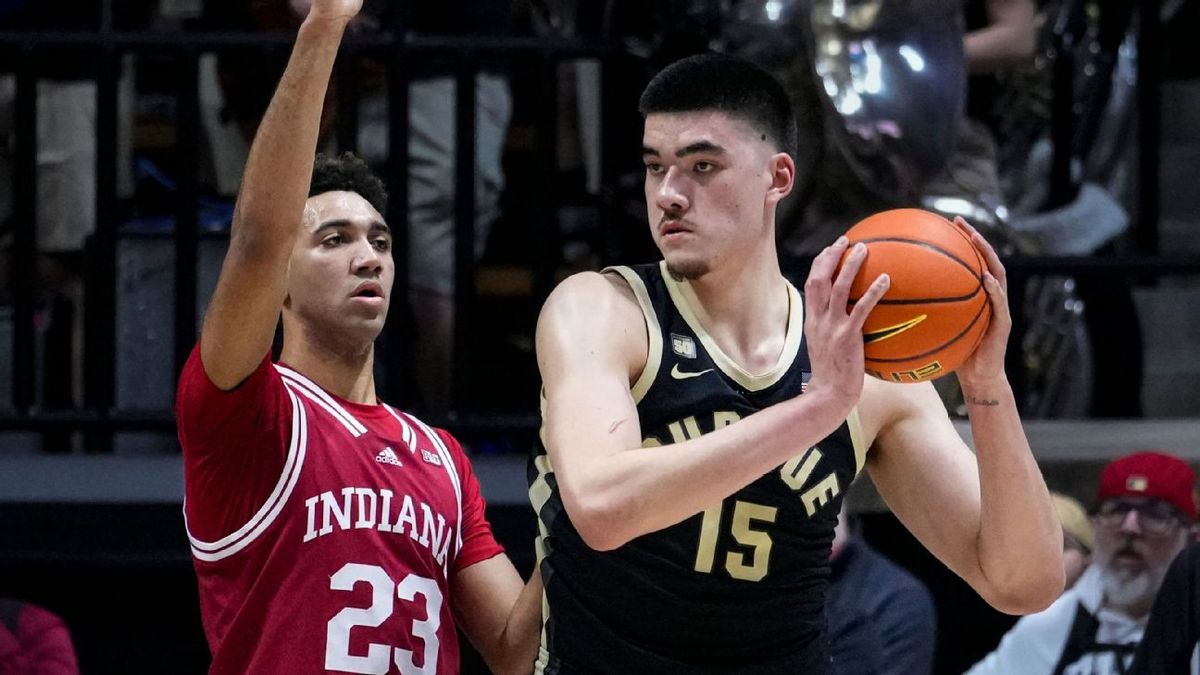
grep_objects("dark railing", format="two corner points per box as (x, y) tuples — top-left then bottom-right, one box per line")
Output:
(1, 3), (1197, 449)
(1, 20), (630, 447)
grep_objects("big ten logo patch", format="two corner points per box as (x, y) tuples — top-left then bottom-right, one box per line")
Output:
(671, 333), (697, 359)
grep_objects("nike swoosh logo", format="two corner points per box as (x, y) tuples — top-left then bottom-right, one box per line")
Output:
(863, 314), (928, 345)
(671, 364), (714, 380)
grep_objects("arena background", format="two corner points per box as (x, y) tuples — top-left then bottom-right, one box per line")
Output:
(2, 1), (1200, 673)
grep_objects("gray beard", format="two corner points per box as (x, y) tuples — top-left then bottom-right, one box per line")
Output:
(1099, 565), (1159, 615)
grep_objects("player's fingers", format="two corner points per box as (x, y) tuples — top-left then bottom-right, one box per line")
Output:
(956, 217), (1008, 291)
(848, 273), (889, 327)
(829, 242), (868, 310)
(982, 271), (1011, 327)
(810, 237), (850, 280)
(805, 237), (849, 309)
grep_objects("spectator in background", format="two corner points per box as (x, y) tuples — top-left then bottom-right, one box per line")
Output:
(0, 598), (78, 674)
(1130, 542), (1200, 675)
(967, 451), (1196, 675)
(1053, 491), (1095, 590)
(826, 500), (937, 675)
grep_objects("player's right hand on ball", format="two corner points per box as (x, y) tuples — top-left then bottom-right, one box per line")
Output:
(803, 236), (890, 408)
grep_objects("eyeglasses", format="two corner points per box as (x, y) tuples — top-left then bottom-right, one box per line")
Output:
(1094, 500), (1185, 537)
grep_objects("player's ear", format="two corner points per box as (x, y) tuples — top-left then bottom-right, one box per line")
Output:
(766, 152), (795, 204)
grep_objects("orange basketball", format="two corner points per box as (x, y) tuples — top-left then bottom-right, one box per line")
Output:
(840, 208), (991, 383)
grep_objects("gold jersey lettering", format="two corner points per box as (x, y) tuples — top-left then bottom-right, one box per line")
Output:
(666, 416), (702, 443)
(801, 473), (841, 517)
(726, 501), (778, 581)
(780, 447), (823, 491)
(713, 411), (741, 428)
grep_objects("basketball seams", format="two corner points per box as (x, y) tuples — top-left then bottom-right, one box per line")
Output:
(846, 208), (994, 380)
(865, 292), (991, 364)
(857, 290), (984, 306)
(846, 238), (983, 303)
(856, 237), (982, 283)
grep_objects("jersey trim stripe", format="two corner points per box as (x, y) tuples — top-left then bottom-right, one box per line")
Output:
(659, 260), (805, 392)
(387, 408), (465, 558)
(529, 453), (554, 562)
(274, 365), (367, 437)
(603, 266), (664, 404)
(187, 385), (309, 561)
(847, 407), (868, 476)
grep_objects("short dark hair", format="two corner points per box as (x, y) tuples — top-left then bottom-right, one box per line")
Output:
(638, 53), (797, 154)
(309, 152), (388, 214)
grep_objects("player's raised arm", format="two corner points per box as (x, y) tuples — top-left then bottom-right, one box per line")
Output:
(539, 242), (890, 550)
(200, 0), (361, 390)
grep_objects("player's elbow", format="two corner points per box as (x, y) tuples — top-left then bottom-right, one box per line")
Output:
(563, 491), (632, 551)
(984, 566), (1064, 615)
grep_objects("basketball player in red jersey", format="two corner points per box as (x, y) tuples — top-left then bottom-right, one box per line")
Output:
(174, 1), (542, 673)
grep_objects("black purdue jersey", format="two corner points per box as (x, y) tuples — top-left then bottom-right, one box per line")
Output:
(530, 262), (868, 674)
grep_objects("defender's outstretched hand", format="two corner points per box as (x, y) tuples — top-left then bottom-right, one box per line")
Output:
(804, 236), (890, 406)
(953, 217), (1012, 389)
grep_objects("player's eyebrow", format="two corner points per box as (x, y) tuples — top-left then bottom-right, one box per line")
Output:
(314, 219), (391, 235)
(675, 140), (725, 158)
(642, 140), (727, 159)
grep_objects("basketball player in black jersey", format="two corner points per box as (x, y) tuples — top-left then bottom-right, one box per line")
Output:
(529, 54), (1064, 673)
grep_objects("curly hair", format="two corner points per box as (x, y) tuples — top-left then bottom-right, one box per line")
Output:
(309, 152), (388, 214)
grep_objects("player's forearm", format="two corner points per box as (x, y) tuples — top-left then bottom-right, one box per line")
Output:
(963, 378), (1064, 613)
(558, 393), (852, 550)
(489, 567), (542, 675)
(230, 16), (347, 253)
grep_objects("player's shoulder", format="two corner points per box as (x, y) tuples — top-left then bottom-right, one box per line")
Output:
(547, 269), (638, 307)
(539, 270), (643, 336)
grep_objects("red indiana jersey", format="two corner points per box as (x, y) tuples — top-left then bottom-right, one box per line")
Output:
(176, 346), (504, 674)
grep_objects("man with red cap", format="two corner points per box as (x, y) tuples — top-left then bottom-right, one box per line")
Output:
(967, 451), (1197, 675)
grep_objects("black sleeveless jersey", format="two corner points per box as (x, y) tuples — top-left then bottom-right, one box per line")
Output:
(529, 262), (868, 674)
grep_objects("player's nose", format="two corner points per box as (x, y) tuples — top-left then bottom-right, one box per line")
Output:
(655, 167), (690, 213)
(351, 239), (384, 274)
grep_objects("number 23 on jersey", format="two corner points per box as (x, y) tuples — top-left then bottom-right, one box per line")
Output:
(326, 563), (443, 675)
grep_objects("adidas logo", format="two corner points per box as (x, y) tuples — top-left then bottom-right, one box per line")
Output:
(375, 447), (403, 467)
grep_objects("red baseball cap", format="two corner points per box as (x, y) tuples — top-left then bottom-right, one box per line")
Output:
(1098, 451), (1197, 521)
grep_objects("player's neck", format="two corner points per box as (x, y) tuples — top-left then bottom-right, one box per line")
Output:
(280, 336), (378, 405)
(683, 247), (789, 372)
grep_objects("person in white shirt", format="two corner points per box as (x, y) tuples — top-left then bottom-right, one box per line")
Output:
(967, 451), (1196, 675)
